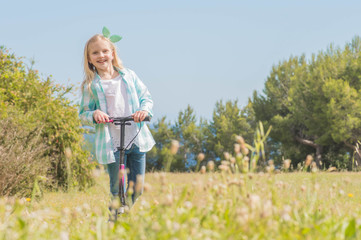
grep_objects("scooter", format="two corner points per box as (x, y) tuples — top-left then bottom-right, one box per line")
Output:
(108, 115), (151, 220)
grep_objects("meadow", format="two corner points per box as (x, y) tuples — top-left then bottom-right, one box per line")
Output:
(1, 168), (361, 240)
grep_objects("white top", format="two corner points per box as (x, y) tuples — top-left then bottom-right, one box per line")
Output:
(100, 74), (138, 151)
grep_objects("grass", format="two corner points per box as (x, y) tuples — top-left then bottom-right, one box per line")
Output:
(2, 170), (361, 239)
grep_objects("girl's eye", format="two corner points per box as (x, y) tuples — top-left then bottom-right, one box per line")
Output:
(103, 50), (109, 53)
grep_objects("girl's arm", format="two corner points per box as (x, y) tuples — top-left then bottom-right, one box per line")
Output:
(79, 85), (97, 126)
(132, 71), (154, 117)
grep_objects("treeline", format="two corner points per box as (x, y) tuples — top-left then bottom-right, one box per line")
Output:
(148, 36), (361, 171)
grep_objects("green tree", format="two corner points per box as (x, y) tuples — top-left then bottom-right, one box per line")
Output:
(147, 116), (176, 171)
(173, 105), (208, 171)
(253, 37), (361, 169)
(208, 100), (255, 161)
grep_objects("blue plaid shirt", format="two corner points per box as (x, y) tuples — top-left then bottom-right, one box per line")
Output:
(79, 67), (155, 164)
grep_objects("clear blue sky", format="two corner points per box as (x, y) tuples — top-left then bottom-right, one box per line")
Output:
(2, 0), (361, 122)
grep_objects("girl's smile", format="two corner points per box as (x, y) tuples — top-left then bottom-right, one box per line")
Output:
(88, 39), (114, 73)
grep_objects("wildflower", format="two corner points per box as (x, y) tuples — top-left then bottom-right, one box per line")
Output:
(281, 205), (292, 221)
(305, 155), (313, 167)
(26, 198), (31, 202)
(165, 194), (174, 206)
(219, 164), (230, 172)
(266, 166), (274, 173)
(207, 161), (215, 171)
(339, 189), (345, 196)
(311, 162), (318, 172)
(197, 153), (205, 162)
(348, 193), (354, 198)
(236, 207), (249, 225)
(236, 152), (243, 159)
(235, 135), (245, 145)
(242, 161), (249, 173)
(241, 147), (249, 155)
(60, 231), (69, 240)
(248, 194), (261, 210)
(190, 217), (200, 226)
(327, 167), (337, 172)
(283, 159), (291, 170)
(276, 181), (284, 189)
(300, 185), (306, 192)
(224, 152), (230, 160)
(184, 201), (193, 209)
(173, 222), (181, 231)
(234, 144), (241, 154)
(251, 158), (256, 170)
(140, 200), (150, 209)
(62, 207), (70, 216)
(200, 166), (206, 174)
(261, 200), (273, 218)
(221, 160), (230, 166)
(170, 140), (179, 155)
(82, 203), (90, 211)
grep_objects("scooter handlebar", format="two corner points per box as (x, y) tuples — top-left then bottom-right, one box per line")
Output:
(108, 115), (151, 123)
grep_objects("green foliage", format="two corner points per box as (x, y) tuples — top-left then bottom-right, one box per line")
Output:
(172, 105), (208, 171)
(208, 100), (255, 159)
(147, 116), (176, 171)
(0, 46), (95, 196)
(253, 36), (361, 168)
(148, 106), (209, 172)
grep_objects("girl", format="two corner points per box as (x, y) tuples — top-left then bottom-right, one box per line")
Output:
(79, 33), (155, 208)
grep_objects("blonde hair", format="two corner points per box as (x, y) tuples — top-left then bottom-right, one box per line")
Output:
(81, 34), (124, 94)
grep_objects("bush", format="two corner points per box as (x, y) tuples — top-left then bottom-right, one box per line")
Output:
(0, 46), (95, 196)
(0, 117), (50, 196)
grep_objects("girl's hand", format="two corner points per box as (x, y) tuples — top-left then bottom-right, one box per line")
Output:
(132, 110), (148, 123)
(93, 110), (110, 124)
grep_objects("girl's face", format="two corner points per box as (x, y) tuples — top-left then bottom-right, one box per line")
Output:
(88, 39), (114, 72)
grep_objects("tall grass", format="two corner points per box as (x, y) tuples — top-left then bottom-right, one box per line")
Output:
(1, 169), (361, 239)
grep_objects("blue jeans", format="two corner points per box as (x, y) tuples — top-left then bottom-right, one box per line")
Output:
(107, 144), (146, 204)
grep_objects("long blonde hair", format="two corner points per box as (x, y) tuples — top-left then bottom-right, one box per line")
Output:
(81, 34), (124, 94)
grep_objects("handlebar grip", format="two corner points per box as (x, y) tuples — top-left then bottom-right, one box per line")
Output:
(143, 116), (151, 122)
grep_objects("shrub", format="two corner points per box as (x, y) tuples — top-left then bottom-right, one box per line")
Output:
(0, 46), (95, 196)
(0, 117), (50, 196)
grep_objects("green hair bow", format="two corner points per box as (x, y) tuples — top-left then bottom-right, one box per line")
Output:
(102, 26), (122, 43)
